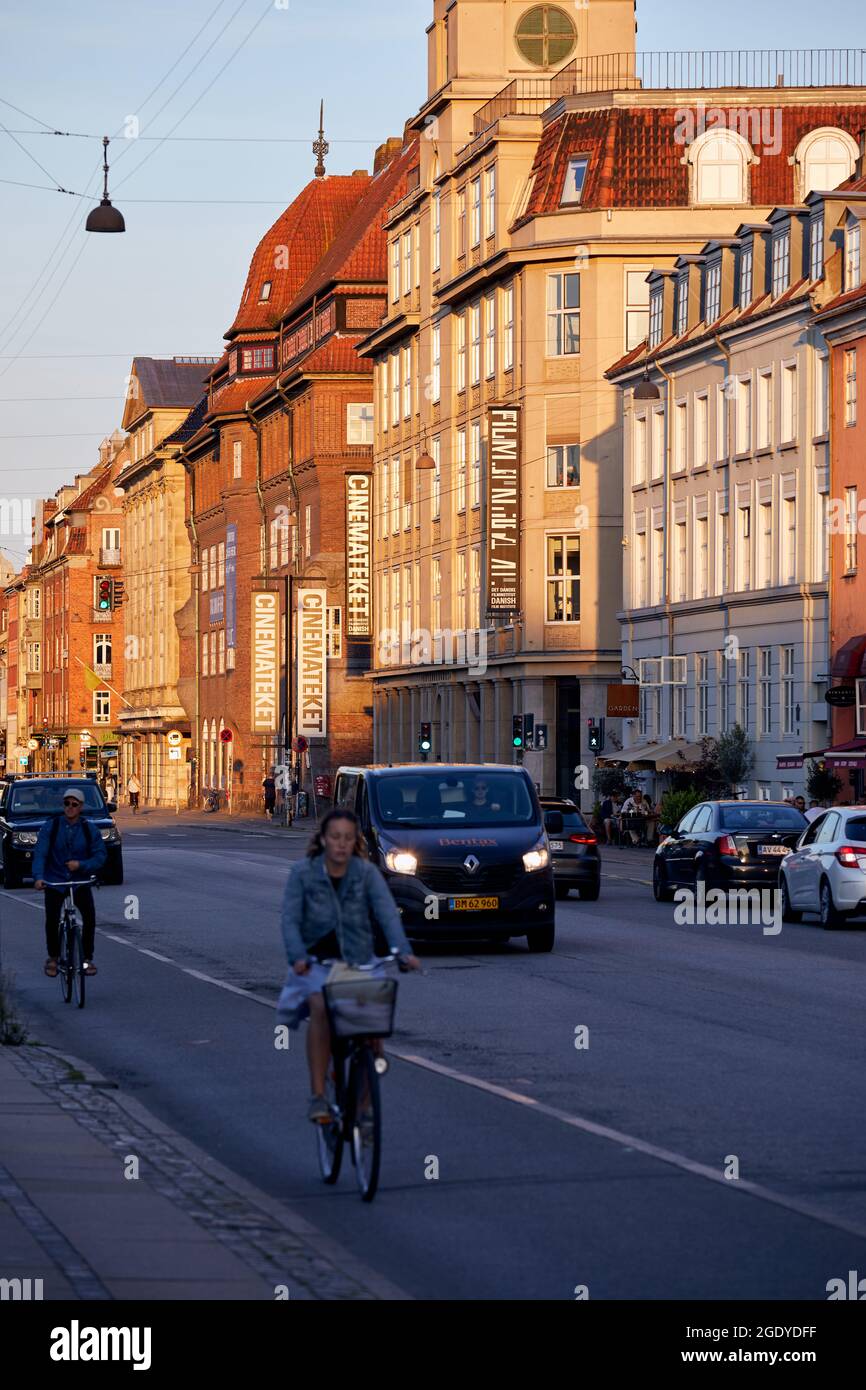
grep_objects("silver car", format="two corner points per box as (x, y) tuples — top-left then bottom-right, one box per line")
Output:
(779, 807), (866, 928)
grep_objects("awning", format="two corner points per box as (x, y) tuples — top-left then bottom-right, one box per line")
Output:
(823, 738), (866, 769)
(776, 755), (804, 770)
(601, 740), (704, 770)
(831, 634), (866, 679)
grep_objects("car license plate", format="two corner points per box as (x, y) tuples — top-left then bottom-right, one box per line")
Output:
(549, 840), (564, 851)
(448, 896), (499, 911)
(759, 845), (790, 856)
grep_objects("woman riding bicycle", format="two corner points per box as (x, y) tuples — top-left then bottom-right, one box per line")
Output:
(278, 807), (420, 1123)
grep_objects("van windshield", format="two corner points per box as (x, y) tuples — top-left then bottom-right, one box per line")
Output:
(9, 782), (105, 815)
(373, 772), (536, 827)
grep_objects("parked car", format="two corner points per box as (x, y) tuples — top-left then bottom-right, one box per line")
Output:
(0, 774), (123, 889)
(653, 800), (806, 902)
(540, 798), (601, 900)
(332, 764), (556, 951)
(779, 807), (866, 928)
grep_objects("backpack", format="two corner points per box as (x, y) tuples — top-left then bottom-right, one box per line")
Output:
(47, 813), (99, 872)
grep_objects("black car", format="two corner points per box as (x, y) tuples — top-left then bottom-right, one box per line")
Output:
(332, 764), (556, 951)
(0, 775), (123, 889)
(540, 798), (601, 901)
(652, 800), (807, 901)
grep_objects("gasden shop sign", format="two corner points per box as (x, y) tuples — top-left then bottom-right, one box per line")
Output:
(297, 588), (327, 739)
(345, 473), (372, 638)
(486, 405), (521, 613)
(251, 590), (279, 734)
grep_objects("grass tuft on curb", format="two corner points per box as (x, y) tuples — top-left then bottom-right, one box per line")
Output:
(0, 970), (28, 1046)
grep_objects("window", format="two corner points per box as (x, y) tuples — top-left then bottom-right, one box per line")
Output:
(432, 556), (441, 635)
(640, 684), (661, 740)
(546, 272), (580, 356)
(218, 629), (225, 675)
(391, 458), (400, 534)
(456, 551), (467, 631)
(649, 289), (663, 348)
(673, 682), (687, 739)
(471, 548), (481, 629)
(736, 377), (752, 454)
(697, 654), (710, 735)
(28, 641), (41, 673)
(757, 369), (772, 450)
(209, 546), (217, 590)
(484, 294), (496, 377)
(29, 588), (41, 618)
(738, 503), (752, 590)
(484, 166), (496, 239)
(781, 646), (796, 735)
(810, 213), (824, 280)
(431, 322), (441, 402)
(503, 284), (514, 371)
(94, 633), (111, 666)
(546, 535), (580, 621)
(782, 495), (797, 584)
(102, 528), (120, 553)
(802, 132), (856, 195)
(232, 440), (242, 478)
(625, 269), (651, 350)
(432, 191), (441, 271)
(456, 186), (466, 258)
(693, 131), (749, 204)
(634, 415), (647, 486)
(470, 301), (481, 385)
(772, 229), (791, 298)
(696, 514), (709, 597)
(259, 280), (272, 302)
(675, 522), (688, 601)
(391, 352), (399, 425)
(759, 501), (773, 588)
(456, 313), (467, 392)
(402, 346), (411, 419)
(218, 540), (225, 586)
(390, 238), (400, 302)
(759, 648), (772, 736)
(470, 177), (481, 248)
(674, 400), (688, 471)
(326, 607), (342, 660)
(815, 352), (829, 436)
(705, 260), (721, 323)
(652, 523), (664, 605)
(739, 242), (753, 308)
(652, 408), (665, 479)
(547, 443), (580, 488)
(845, 348), (858, 426)
(347, 402), (374, 445)
(634, 528), (648, 607)
(675, 274), (688, 336)
(718, 651), (731, 734)
(471, 422), (481, 507)
(514, 5), (577, 67)
(403, 230), (412, 298)
(413, 222), (420, 289)
(456, 429), (467, 513)
(845, 486), (859, 573)
(378, 461), (388, 540)
(94, 690), (110, 724)
(781, 362), (798, 443)
(562, 157), (588, 206)
(240, 346), (273, 371)
(846, 221), (862, 291)
(858, 678), (866, 738)
(305, 503), (312, 557)
(695, 393), (709, 467)
(431, 436), (441, 519)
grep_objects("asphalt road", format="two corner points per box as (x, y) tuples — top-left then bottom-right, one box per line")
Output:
(3, 815), (866, 1300)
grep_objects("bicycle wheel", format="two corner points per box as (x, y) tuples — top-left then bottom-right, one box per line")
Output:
(348, 1045), (382, 1202)
(316, 1060), (344, 1185)
(71, 927), (86, 1010)
(59, 921), (73, 1004)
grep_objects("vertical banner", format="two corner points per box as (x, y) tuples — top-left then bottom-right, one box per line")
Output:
(297, 588), (328, 739)
(251, 590), (279, 734)
(225, 523), (237, 648)
(345, 473), (372, 638)
(486, 405), (521, 614)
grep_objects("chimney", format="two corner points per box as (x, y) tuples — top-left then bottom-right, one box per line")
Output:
(373, 137), (403, 174)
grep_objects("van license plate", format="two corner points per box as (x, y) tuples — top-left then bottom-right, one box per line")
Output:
(449, 897), (499, 911)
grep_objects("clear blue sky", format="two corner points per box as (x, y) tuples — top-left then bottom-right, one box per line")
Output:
(1, 0), (864, 566)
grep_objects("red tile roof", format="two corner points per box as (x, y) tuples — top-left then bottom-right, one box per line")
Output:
(523, 104), (866, 218)
(62, 466), (114, 516)
(815, 281), (866, 316)
(206, 378), (271, 420)
(282, 335), (374, 379)
(66, 527), (88, 555)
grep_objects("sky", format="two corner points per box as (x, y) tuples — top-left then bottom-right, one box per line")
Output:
(1, 0), (865, 569)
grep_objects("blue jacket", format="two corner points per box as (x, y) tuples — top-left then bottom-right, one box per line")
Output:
(280, 854), (411, 967)
(33, 814), (107, 886)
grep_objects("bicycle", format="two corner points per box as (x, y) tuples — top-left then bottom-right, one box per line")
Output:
(203, 789), (222, 813)
(44, 878), (97, 1010)
(316, 952), (406, 1202)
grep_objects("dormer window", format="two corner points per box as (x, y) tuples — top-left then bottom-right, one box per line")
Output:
(561, 157), (588, 206)
(240, 346), (275, 372)
(739, 241), (754, 309)
(689, 130), (751, 206)
(259, 281), (272, 302)
(809, 212), (825, 281)
(705, 259), (722, 324)
(846, 220), (862, 291)
(772, 229), (791, 298)
(796, 128), (858, 198)
(675, 273), (688, 336)
(648, 288), (663, 348)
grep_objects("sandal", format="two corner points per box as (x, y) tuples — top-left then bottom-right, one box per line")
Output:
(44, 959), (58, 977)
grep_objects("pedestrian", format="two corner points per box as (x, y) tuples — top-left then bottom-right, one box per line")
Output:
(277, 807), (421, 1123)
(620, 788), (649, 846)
(127, 771), (141, 814)
(34, 787), (107, 978)
(600, 791), (621, 845)
(793, 795), (807, 816)
(262, 769), (277, 820)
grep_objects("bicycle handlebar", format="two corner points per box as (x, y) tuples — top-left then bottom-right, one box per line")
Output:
(40, 878), (98, 889)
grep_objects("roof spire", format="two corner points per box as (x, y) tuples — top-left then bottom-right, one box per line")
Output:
(313, 100), (329, 179)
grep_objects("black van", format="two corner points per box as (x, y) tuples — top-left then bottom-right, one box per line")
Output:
(332, 764), (556, 951)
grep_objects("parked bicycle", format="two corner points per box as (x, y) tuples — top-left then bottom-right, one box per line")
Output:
(43, 877), (98, 1010)
(203, 788), (222, 813)
(315, 951), (406, 1202)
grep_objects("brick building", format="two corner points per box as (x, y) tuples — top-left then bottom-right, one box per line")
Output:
(1, 568), (27, 774)
(177, 134), (418, 810)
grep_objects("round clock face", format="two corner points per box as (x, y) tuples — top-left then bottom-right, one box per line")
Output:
(515, 5), (578, 69)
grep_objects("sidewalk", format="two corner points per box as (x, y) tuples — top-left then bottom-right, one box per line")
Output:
(114, 805), (313, 840)
(0, 1044), (408, 1301)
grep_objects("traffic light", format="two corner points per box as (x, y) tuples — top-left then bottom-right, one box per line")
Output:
(95, 576), (113, 611)
(112, 579), (125, 609)
(512, 715), (524, 750)
(418, 722), (432, 756)
(522, 713), (535, 751)
(588, 720), (605, 753)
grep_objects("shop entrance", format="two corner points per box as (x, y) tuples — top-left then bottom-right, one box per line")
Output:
(556, 678), (582, 806)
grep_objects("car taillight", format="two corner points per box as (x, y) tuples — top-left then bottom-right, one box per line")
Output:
(836, 845), (861, 868)
(569, 833), (597, 845)
(716, 835), (738, 856)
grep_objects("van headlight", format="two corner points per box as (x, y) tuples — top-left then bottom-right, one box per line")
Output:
(523, 845), (550, 873)
(13, 831), (38, 847)
(101, 828), (120, 842)
(385, 849), (418, 875)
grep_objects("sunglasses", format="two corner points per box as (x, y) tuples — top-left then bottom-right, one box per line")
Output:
(63, 799), (81, 806)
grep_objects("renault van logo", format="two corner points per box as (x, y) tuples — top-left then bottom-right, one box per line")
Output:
(464, 855), (480, 874)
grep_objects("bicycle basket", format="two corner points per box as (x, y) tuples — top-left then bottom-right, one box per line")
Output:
(322, 976), (398, 1039)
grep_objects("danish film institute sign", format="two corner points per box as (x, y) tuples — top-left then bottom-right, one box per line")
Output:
(297, 587), (328, 739)
(486, 405), (521, 614)
(251, 590), (279, 734)
(345, 472), (372, 638)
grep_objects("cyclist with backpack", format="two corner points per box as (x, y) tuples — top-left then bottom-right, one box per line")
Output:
(33, 787), (107, 978)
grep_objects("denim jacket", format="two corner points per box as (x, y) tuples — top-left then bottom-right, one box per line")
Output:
(280, 854), (411, 967)
(33, 814), (107, 885)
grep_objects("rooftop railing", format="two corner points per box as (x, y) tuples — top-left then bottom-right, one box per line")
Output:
(473, 78), (552, 135)
(550, 49), (866, 98)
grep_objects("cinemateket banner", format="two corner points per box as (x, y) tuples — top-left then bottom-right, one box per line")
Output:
(250, 590), (279, 734)
(297, 587), (327, 739)
(345, 472), (372, 638)
(486, 405), (521, 613)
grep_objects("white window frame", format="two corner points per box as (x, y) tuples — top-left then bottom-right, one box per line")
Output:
(347, 402), (374, 445)
(484, 166), (496, 239)
(545, 534), (581, 623)
(432, 190), (441, 272)
(547, 442), (580, 490)
(94, 690), (110, 724)
(781, 361), (798, 444)
(431, 322), (441, 402)
(484, 294), (496, 378)
(781, 646), (796, 736)
(456, 429), (467, 513)
(546, 272), (580, 357)
(503, 283), (514, 371)
(456, 313), (467, 392)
